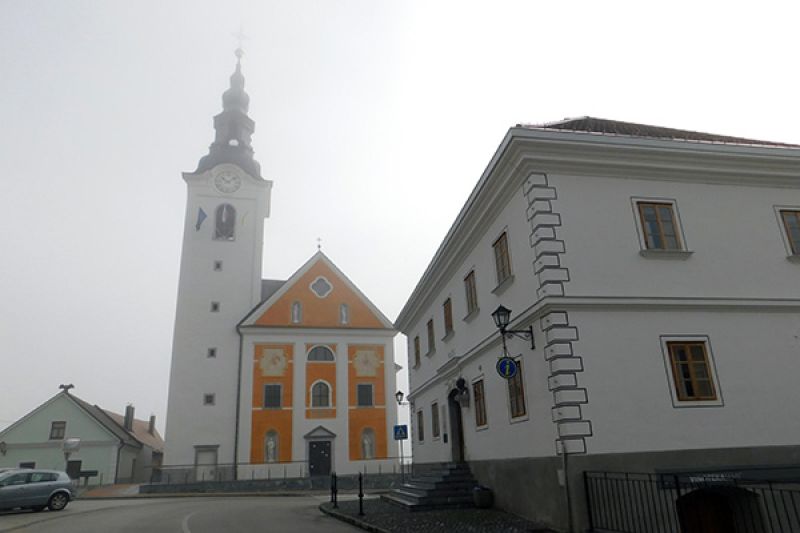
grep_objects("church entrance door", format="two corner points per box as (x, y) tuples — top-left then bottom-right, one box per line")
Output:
(448, 389), (465, 463)
(309, 440), (332, 477)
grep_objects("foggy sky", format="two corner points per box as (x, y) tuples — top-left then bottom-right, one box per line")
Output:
(2, 0), (799, 433)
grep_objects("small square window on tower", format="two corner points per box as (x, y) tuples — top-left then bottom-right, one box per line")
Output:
(210, 301), (220, 312)
(207, 348), (217, 358)
(213, 260), (223, 271)
(203, 393), (216, 406)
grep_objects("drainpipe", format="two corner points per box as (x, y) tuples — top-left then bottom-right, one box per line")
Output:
(562, 450), (574, 533)
(114, 440), (124, 484)
(233, 327), (244, 480)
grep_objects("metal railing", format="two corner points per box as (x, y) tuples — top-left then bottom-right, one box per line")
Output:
(146, 457), (408, 485)
(584, 471), (800, 533)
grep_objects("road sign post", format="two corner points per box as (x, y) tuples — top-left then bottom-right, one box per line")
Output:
(393, 424), (408, 482)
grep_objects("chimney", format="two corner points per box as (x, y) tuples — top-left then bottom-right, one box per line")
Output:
(123, 404), (134, 431)
(148, 415), (156, 435)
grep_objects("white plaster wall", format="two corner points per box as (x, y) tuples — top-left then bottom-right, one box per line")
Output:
(551, 173), (800, 300)
(239, 329), (398, 475)
(407, 187), (537, 391)
(575, 308), (800, 454)
(165, 165), (271, 466)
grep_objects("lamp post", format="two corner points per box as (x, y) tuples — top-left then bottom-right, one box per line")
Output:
(395, 390), (407, 483)
(491, 305), (535, 354)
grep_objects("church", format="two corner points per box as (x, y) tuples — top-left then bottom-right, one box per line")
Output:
(163, 50), (398, 480)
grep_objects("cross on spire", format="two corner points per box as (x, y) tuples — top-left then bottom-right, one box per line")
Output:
(232, 25), (248, 57)
(317, 238), (322, 251)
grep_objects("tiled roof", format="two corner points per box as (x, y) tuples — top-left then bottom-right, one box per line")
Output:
(519, 116), (800, 148)
(103, 410), (164, 453)
(261, 279), (286, 302)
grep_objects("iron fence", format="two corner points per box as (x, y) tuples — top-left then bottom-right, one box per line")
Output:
(584, 471), (800, 533)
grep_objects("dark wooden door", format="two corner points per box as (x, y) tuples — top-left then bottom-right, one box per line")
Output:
(66, 460), (82, 479)
(309, 441), (331, 477)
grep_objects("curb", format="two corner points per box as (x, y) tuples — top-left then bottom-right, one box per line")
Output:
(82, 491), (317, 500)
(319, 503), (391, 533)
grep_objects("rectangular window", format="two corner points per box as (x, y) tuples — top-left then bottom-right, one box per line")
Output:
(264, 384), (282, 408)
(413, 336), (421, 367)
(443, 298), (453, 336)
(357, 384), (374, 407)
(508, 359), (526, 418)
(431, 402), (440, 438)
(203, 393), (215, 405)
(464, 270), (478, 316)
(780, 210), (800, 254)
(210, 301), (220, 312)
(426, 319), (435, 353)
(493, 232), (512, 284)
(49, 421), (66, 440)
(417, 410), (425, 442)
(213, 260), (223, 271)
(637, 202), (681, 250)
(473, 380), (487, 427)
(667, 342), (717, 401)
(207, 347), (217, 358)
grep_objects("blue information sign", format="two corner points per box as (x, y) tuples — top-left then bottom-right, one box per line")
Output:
(393, 424), (409, 441)
(496, 357), (519, 379)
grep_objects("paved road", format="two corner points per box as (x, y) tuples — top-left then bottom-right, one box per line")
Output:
(0, 495), (361, 533)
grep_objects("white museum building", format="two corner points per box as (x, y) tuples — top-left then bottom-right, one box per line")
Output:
(395, 117), (800, 531)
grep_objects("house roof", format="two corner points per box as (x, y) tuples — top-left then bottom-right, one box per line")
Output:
(102, 410), (164, 453)
(520, 116), (800, 148)
(0, 391), (163, 452)
(260, 279), (286, 301)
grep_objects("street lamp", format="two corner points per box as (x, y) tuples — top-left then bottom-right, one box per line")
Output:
(395, 390), (408, 483)
(491, 305), (535, 353)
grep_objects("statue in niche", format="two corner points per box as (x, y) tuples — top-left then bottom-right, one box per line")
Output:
(265, 432), (278, 463)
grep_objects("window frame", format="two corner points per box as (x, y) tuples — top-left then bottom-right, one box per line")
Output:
(492, 231), (513, 285)
(777, 207), (800, 257)
(49, 421), (66, 440)
(431, 402), (440, 439)
(442, 298), (454, 338)
(426, 319), (435, 355)
(660, 335), (723, 408)
(632, 198), (688, 253)
(472, 379), (488, 429)
(464, 270), (478, 318)
(413, 336), (421, 368)
(307, 345), (335, 362)
(213, 203), (236, 241)
(416, 410), (425, 442)
(310, 380), (332, 408)
(507, 358), (527, 420)
(203, 393), (216, 406)
(263, 383), (282, 409)
(356, 383), (374, 407)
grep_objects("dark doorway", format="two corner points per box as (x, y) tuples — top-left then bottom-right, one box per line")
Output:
(447, 389), (465, 463)
(309, 440), (332, 476)
(66, 460), (82, 479)
(677, 487), (765, 533)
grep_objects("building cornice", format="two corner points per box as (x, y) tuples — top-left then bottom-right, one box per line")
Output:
(396, 129), (800, 331)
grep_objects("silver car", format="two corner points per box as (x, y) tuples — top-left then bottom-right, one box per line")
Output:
(0, 469), (74, 512)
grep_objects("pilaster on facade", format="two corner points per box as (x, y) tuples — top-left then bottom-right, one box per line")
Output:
(524, 172), (591, 455)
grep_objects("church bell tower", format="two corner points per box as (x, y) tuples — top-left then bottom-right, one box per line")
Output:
(164, 49), (272, 468)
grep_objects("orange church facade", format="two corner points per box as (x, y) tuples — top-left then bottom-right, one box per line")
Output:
(237, 252), (398, 477)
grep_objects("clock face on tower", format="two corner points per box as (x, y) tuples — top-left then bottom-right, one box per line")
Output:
(213, 171), (242, 193)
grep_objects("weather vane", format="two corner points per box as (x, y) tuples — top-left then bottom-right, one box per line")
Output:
(317, 237), (322, 251)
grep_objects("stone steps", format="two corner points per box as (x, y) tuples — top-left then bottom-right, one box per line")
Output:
(381, 462), (478, 511)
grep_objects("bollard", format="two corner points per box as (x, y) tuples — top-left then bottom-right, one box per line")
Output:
(358, 472), (364, 516)
(330, 473), (338, 508)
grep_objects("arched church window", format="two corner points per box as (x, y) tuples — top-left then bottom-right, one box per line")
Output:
(291, 301), (302, 324)
(214, 204), (236, 241)
(308, 346), (334, 361)
(361, 428), (375, 460)
(311, 381), (331, 408)
(265, 430), (279, 463)
(340, 303), (349, 325)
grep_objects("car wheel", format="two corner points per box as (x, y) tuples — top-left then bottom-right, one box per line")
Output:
(48, 492), (69, 511)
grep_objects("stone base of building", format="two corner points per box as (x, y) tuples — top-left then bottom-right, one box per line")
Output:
(465, 444), (800, 532)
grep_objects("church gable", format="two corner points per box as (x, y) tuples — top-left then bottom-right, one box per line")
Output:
(248, 253), (391, 329)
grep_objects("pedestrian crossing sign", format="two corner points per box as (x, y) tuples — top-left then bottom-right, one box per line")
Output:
(393, 424), (408, 440)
